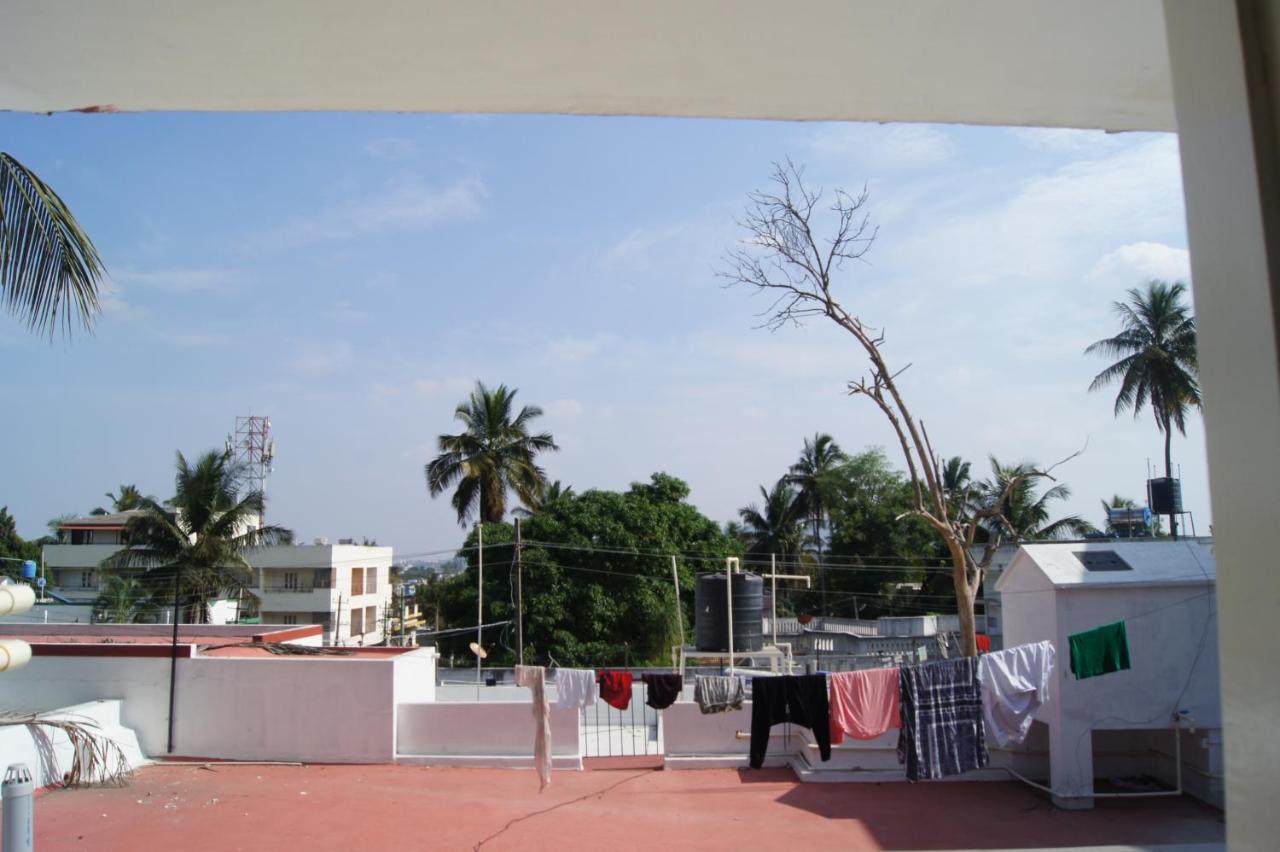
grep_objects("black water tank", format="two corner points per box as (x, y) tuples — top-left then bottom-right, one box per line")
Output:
(1148, 477), (1183, 515)
(695, 571), (764, 652)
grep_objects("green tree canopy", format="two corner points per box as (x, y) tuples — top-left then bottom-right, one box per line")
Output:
(438, 472), (736, 667)
(822, 448), (938, 620)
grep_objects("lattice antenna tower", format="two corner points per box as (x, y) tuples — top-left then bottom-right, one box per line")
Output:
(226, 415), (274, 516)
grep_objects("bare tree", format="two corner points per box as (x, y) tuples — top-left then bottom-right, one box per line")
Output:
(720, 161), (1078, 657)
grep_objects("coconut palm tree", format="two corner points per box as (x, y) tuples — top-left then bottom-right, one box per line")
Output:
(93, 484), (154, 515)
(738, 478), (808, 561)
(102, 449), (292, 623)
(1086, 280), (1200, 538)
(93, 575), (154, 624)
(526, 480), (574, 514)
(787, 433), (846, 609)
(941, 456), (975, 513)
(977, 457), (1095, 542)
(425, 381), (559, 526)
(1, 152), (105, 336)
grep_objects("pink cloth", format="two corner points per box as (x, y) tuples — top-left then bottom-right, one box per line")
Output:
(828, 668), (901, 744)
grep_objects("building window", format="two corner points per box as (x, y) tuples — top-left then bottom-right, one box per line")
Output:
(314, 569), (334, 589)
(80, 570), (95, 588)
(350, 608), (364, 636)
(283, 571), (298, 590)
(364, 605), (376, 634)
(351, 567), (364, 596)
(282, 614), (298, 625)
(366, 566), (377, 594)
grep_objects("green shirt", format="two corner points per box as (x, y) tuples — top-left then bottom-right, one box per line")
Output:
(1068, 620), (1131, 679)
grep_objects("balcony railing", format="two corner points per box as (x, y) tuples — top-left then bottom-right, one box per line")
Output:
(262, 585), (317, 593)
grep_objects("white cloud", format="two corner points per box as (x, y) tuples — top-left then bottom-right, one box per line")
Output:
(289, 341), (352, 373)
(1008, 127), (1125, 154)
(805, 123), (954, 170)
(326, 299), (371, 323)
(410, 376), (474, 397)
(363, 137), (417, 161)
(543, 333), (618, 365)
(113, 267), (239, 292)
(1091, 241), (1191, 285)
(270, 175), (487, 248)
(544, 398), (584, 420)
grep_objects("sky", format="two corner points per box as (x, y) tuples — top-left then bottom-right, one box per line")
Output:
(1, 113), (1208, 557)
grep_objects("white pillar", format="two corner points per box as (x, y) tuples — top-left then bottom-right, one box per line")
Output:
(1164, 2), (1280, 845)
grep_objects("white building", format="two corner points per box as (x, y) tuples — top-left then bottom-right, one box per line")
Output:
(40, 515), (393, 644)
(997, 540), (1220, 808)
(247, 544), (393, 645)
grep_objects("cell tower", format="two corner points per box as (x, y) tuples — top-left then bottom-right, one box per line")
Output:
(227, 415), (275, 518)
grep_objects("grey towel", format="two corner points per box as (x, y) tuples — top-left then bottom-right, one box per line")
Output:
(897, 657), (988, 781)
(694, 675), (745, 714)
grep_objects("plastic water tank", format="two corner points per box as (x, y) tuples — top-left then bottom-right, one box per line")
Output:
(1148, 478), (1183, 515)
(694, 571), (764, 652)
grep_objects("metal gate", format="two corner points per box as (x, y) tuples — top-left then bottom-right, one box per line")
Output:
(579, 683), (661, 757)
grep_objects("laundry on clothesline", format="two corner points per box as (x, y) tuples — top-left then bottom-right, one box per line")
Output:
(1068, 620), (1130, 680)
(897, 656), (988, 782)
(555, 668), (598, 710)
(596, 670), (634, 710)
(827, 667), (900, 744)
(514, 664), (552, 791)
(694, 674), (745, 714)
(978, 640), (1055, 747)
(749, 674), (832, 768)
(641, 673), (683, 710)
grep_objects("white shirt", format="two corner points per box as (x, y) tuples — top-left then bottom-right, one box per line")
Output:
(555, 667), (598, 710)
(978, 640), (1056, 747)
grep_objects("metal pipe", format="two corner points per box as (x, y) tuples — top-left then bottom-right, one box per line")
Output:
(515, 517), (523, 667)
(476, 517), (483, 694)
(725, 557), (739, 674)
(166, 563), (181, 754)
(670, 555), (683, 664)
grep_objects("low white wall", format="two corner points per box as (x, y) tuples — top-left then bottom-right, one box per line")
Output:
(2, 649), (435, 763)
(0, 700), (145, 787)
(174, 657), (397, 762)
(396, 702), (581, 768)
(1, 655), (174, 756)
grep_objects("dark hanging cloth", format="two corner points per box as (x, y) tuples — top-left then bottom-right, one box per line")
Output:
(1068, 621), (1131, 680)
(896, 657), (988, 782)
(596, 670), (634, 710)
(748, 675), (832, 769)
(641, 673), (683, 710)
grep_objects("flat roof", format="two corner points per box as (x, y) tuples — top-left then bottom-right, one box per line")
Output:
(28, 763), (1222, 850)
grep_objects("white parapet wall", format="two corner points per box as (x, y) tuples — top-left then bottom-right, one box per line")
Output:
(0, 645), (436, 762)
(0, 700), (146, 787)
(396, 702), (582, 769)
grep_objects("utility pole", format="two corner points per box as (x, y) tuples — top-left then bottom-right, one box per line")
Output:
(515, 516), (524, 667)
(476, 518), (484, 690)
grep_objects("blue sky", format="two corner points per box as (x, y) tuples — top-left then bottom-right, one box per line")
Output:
(1, 113), (1207, 554)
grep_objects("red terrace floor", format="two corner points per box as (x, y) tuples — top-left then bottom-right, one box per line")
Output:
(17, 764), (1222, 851)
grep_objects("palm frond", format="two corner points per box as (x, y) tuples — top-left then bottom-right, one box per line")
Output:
(0, 153), (105, 337)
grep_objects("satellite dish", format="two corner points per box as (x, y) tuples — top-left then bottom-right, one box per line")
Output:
(469, 641), (488, 659)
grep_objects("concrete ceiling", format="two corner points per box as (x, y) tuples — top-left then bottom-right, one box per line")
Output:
(1, 0), (1173, 131)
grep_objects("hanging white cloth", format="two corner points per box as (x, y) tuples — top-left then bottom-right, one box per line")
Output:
(555, 667), (598, 710)
(515, 664), (552, 789)
(978, 640), (1056, 747)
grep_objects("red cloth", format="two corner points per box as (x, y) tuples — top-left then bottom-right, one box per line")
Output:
(596, 670), (634, 710)
(827, 668), (901, 745)
(975, 634), (992, 653)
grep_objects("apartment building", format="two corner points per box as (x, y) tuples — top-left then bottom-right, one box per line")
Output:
(41, 516), (393, 644)
(247, 544), (393, 645)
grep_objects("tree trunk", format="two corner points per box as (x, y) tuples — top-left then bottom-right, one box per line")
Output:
(1164, 418), (1179, 540)
(953, 563), (978, 658)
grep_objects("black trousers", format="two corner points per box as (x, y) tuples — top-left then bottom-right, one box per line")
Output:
(749, 674), (832, 768)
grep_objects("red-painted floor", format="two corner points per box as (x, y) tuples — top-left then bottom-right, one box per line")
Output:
(17, 764), (1223, 851)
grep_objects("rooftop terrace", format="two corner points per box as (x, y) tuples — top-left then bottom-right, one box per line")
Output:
(20, 763), (1224, 851)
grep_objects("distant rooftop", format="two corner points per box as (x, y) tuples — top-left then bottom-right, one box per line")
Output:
(57, 510), (147, 529)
